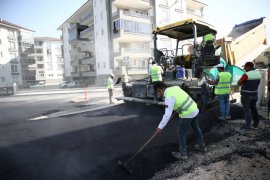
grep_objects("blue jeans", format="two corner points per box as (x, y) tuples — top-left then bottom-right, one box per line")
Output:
(217, 94), (230, 117)
(241, 95), (259, 129)
(177, 115), (205, 156)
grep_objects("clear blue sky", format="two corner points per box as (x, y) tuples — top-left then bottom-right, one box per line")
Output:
(0, 0), (87, 38)
(0, 0), (269, 41)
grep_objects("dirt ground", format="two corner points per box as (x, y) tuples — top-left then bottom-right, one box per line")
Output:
(152, 118), (270, 180)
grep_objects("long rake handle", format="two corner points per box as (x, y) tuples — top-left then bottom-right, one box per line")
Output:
(124, 111), (177, 166)
(124, 131), (158, 165)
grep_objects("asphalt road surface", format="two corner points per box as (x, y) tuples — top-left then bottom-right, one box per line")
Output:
(0, 95), (244, 180)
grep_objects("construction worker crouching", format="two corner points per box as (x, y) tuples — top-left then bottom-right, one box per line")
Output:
(237, 62), (261, 131)
(208, 64), (232, 121)
(150, 60), (164, 101)
(154, 82), (206, 160)
(106, 73), (115, 104)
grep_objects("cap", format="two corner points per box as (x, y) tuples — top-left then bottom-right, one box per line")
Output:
(215, 64), (224, 68)
(110, 73), (115, 77)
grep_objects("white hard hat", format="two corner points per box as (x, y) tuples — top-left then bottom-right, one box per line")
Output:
(110, 73), (115, 77)
(215, 64), (224, 68)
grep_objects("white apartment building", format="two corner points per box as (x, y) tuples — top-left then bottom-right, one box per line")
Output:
(59, 0), (207, 84)
(31, 37), (64, 84)
(58, 0), (112, 85)
(0, 19), (31, 88)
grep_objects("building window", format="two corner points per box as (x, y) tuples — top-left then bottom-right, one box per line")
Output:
(1, 77), (5, 82)
(47, 49), (51, 54)
(37, 64), (44, 68)
(38, 41), (43, 46)
(57, 64), (64, 70)
(47, 63), (52, 70)
(49, 74), (53, 76)
(101, 29), (104, 36)
(9, 30), (15, 37)
(12, 75), (19, 83)
(37, 49), (42, 53)
(9, 41), (15, 49)
(10, 53), (16, 61)
(11, 65), (18, 72)
(37, 57), (43, 61)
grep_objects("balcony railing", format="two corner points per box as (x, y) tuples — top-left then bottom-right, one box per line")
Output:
(9, 48), (17, 52)
(123, 10), (150, 19)
(82, 70), (96, 77)
(186, 9), (202, 17)
(80, 11), (93, 25)
(81, 56), (95, 65)
(80, 25), (94, 39)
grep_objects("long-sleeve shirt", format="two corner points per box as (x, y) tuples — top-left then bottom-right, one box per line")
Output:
(158, 90), (199, 129)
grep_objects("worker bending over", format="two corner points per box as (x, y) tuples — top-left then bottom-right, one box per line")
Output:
(237, 62), (261, 130)
(208, 64), (232, 120)
(150, 60), (163, 101)
(154, 82), (206, 160)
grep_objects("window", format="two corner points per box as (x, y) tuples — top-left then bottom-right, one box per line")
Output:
(37, 50), (42, 53)
(113, 19), (151, 34)
(37, 57), (43, 61)
(47, 63), (52, 70)
(37, 64), (44, 68)
(100, 12), (103, 20)
(47, 49), (51, 54)
(38, 41), (43, 46)
(48, 74), (54, 77)
(10, 53), (16, 61)
(9, 30), (15, 37)
(9, 41), (15, 49)
(57, 57), (62, 62)
(1, 77), (5, 82)
(57, 64), (64, 70)
(12, 75), (19, 83)
(11, 65), (18, 72)
(101, 29), (104, 36)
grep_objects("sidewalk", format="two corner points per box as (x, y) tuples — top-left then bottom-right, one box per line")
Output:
(14, 87), (122, 96)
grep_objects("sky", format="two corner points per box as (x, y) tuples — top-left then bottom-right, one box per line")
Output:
(0, 0), (269, 41)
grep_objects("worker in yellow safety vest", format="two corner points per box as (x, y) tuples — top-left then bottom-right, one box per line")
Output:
(106, 73), (115, 104)
(208, 64), (232, 121)
(154, 81), (206, 160)
(149, 60), (163, 101)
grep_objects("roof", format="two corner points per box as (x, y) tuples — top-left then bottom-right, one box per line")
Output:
(34, 37), (61, 41)
(0, 18), (35, 32)
(57, 0), (91, 30)
(152, 18), (216, 40)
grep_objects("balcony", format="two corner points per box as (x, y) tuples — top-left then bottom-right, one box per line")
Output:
(82, 70), (96, 77)
(70, 60), (81, 66)
(112, 9), (150, 22)
(9, 48), (17, 52)
(112, 0), (151, 10)
(7, 35), (16, 41)
(186, 0), (207, 11)
(80, 11), (94, 26)
(186, 9), (203, 19)
(10, 59), (19, 64)
(80, 24), (94, 39)
(71, 71), (81, 77)
(11, 71), (20, 75)
(114, 47), (151, 58)
(28, 64), (38, 70)
(34, 45), (43, 49)
(20, 47), (35, 54)
(69, 23), (89, 44)
(113, 29), (151, 42)
(81, 56), (95, 65)
(21, 59), (35, 65)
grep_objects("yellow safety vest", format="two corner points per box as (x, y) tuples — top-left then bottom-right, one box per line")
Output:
(107, 77), (114, 89)
(215, 71), (232, 95)
(165, 86), (198, 117)
(150, 65), (162, 82)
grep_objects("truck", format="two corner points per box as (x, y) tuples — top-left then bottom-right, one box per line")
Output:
(116, 17), (268, 112)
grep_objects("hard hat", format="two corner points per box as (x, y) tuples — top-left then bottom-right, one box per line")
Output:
(215, 64), (224, 68)
(110, 73), (115, 77)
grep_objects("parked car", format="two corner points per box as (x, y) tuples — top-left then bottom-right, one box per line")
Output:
(60, 81), (71, 88)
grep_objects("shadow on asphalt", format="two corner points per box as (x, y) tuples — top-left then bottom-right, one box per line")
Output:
(0, 103), (244, 180)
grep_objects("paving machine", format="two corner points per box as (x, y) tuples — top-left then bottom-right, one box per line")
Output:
(116, 19), (242, 112)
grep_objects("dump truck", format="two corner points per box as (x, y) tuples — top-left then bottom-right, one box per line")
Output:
(116, 17), (268, 112)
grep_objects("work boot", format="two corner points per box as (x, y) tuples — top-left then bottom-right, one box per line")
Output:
(194, 144), (207, 153)
(239, 126), (251, 132)
(218, 116), (226, 121)
(171, 151), (187, 160)
(226, 115), (231, 120)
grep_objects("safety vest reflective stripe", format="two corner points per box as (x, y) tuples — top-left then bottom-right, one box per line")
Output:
(177, 96), (194, 113)
(150, 66), (162, 82)
(241, 90), (258, 93)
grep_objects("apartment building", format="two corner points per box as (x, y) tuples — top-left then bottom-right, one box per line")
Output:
(59, 0), (207, 85)
(30, 37), (64, 84)
(154, 0), (206, 54)
(58, 0), (112, 85)
(0, 19), (34, 88)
